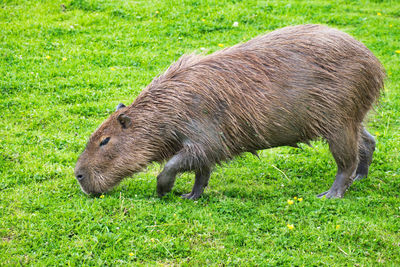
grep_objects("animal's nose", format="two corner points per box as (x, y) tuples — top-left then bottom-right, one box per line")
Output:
(76, 174), (85, 181)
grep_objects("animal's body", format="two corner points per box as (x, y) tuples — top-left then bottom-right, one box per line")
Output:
(75, 24), (385, 199)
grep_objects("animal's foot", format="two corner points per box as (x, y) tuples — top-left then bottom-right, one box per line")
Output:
(354, 173), (367, 181)
(181, 191), (201, 200)
(355, 163), (369, 181)
(156, 176), (174, 198)
(317, 189), (343, 199)
(157, 191), (166, 198)
(157, 184), (172, 198)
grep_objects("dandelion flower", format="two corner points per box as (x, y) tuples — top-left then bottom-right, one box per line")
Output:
(218, 43), (224, 47)
(293, 196), (297, 200)
(62, 57), (67, 61)
(201, 18), (206, 22)
(129, 252), (134, 256)
(287, 199), (294, 205)
(395, 50), (400, 54)
(287, 224), (294, 230)
(155, 10), (159, 14)
(389, 24), (393, 27)
(298, 197), (303, 202)
(150, 238), (155, 242)
(336, 225), (341, 229)
(377, 12), (382, 16)
(46, 55), (51, 59)
(375, 132), (380, 136)
(110, 67), (116, 71)
(100, 195), (105, 198)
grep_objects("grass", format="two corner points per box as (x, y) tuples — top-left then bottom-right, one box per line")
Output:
(1, 0), (399, 265)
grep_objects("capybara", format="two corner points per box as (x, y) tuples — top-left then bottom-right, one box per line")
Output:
(75, 24), (385, 199)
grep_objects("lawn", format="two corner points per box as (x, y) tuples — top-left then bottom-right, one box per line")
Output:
(1, 0), (399, 265)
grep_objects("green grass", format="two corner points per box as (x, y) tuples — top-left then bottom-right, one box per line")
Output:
(1, 0), (399, 265)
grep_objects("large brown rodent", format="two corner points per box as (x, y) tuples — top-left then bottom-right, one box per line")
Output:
(75, 24), (385, 199)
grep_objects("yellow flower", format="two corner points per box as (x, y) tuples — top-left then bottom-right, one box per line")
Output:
(395, 50), (400, 54)
(110, 67), (116, 71)
(155, 10), (159, 14)
(375, 132), (380, 136)
(62, 57), (67, 61)
(293, 196), (297, 200)
(389, 24), (393, 27)
(287, 199), (294, 205)
(129, 252), (134, 256)
(201, 18), (206, 22)
(150, 238), (155, 242)
(336, 225), (341, 229)
(287, 224), (294, 230)
(298, 197), (303, 202)
(46, 55), (51, 59)
(100, 195), (105, 198)
(377, 12), (382, 16)
(218, 43), (224, 47)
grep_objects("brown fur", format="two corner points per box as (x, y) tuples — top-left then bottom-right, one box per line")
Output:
(75, 24), (385, 198)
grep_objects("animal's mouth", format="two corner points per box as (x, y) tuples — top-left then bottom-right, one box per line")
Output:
(75, 164), (137, 197)
(78, 183), (104, 196)
(77, 173), (108, 196)
(77, 171), (126, 197)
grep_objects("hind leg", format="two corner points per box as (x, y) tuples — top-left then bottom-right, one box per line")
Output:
(355, 128), (376, 180)
(318, 125), (359, 198)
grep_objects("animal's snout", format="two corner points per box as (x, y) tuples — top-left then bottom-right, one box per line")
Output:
(74, 163), (87, 182)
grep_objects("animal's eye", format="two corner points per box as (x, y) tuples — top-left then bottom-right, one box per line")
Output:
(99, 137), (110, 147)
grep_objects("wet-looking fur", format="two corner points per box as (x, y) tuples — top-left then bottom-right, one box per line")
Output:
(75, 24), (385, 199)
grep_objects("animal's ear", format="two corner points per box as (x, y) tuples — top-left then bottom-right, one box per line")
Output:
(116, 103), (126, 111)
(117, 113), (131, 129)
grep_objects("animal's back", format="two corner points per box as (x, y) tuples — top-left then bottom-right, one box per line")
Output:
(142, 24), (385, 159)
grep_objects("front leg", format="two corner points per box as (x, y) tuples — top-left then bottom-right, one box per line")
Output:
(157, 142), (214, 199)
(157, 153), (188, 197)
(181, 167), (211, 200)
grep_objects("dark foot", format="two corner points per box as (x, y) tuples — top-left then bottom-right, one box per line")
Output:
(156, 172), (176, 198)
(317, 171), (355, 199)
(354, 162), (369, 181)
(181, 168), (211, 200)
(354, 173), (367, 181)
(181, 192), (202, 200)
(317, 189), (344, 199)
(157, 190), (168, 198)
(157, 188), (169, 198)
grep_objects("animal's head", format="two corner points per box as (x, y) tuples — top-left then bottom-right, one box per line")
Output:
(74, 103), (150, 195)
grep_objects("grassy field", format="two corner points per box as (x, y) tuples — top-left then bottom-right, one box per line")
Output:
(1, 0), (399, 265)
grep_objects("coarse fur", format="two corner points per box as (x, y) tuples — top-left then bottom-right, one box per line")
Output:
(75, 24), (385, 199)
